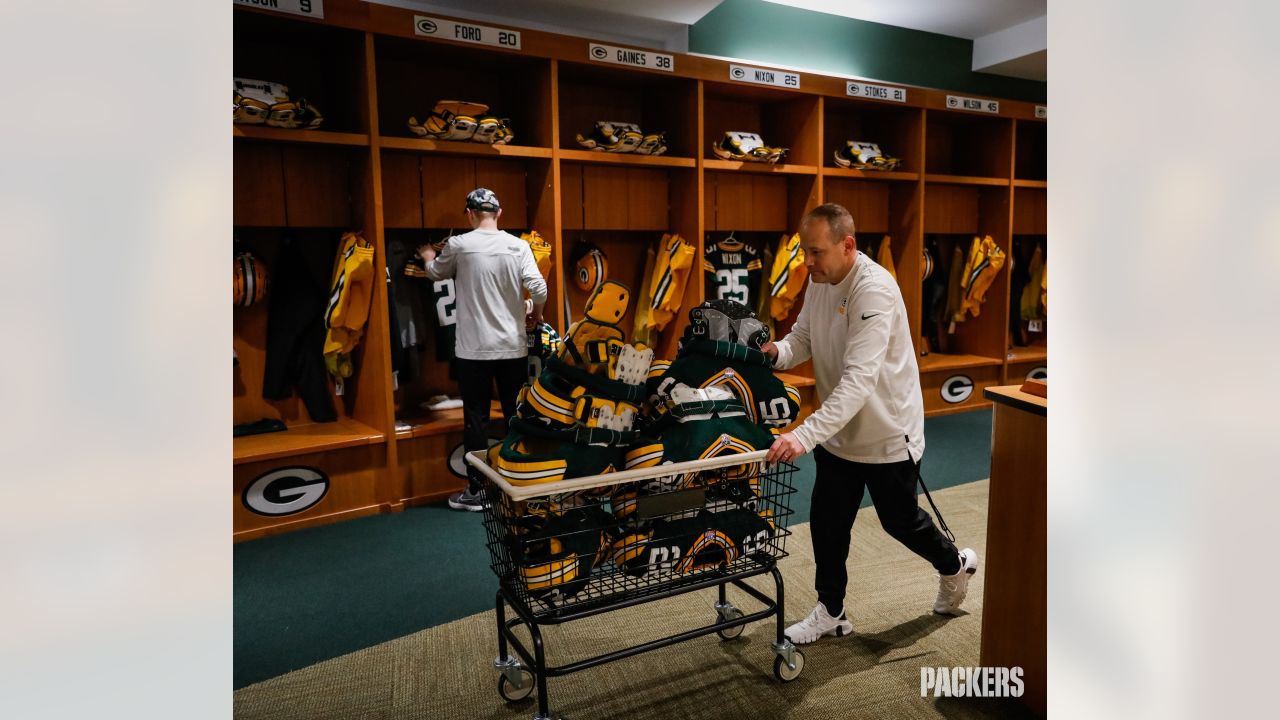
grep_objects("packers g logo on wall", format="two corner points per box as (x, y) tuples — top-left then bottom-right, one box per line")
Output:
(449, 438), (502, 478)
(1026, 367), (1047, 381)
(941, 375), (974, 404)
(416, 18), (438, 34)
(243, 467), (329, 516)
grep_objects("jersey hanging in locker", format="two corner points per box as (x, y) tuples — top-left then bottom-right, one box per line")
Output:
(404, 255), (458, 362)
(704, 236), (762, 308)
(768, 233), (807, 322)
(323, 231), (375, 378)
(641, 233), (695, 335)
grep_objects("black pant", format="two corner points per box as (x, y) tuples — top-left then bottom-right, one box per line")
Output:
(455, 356), (526, 493)
(810, 445), (960, 616)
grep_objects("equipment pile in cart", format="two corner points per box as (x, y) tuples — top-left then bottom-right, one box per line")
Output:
(466, 285), (810, 718)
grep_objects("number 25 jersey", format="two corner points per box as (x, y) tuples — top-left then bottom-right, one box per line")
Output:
(703, 237), (762, 308)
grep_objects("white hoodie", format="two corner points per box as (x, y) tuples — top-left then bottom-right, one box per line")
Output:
(424, 228), (547, 360)
(773, 251), (925, 463)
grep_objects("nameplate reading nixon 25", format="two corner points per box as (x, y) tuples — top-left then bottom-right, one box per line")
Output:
(234, 0), (324, 19)
(729, 64), (800, 89)
(414, 15), (522, 50)
(588, 43), (674, 72)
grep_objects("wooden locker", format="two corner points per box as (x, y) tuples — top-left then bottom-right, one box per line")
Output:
(582, 166), (629, 229)
(380, 153), (422, 229)
(751, 175), (788, 231)
(475, 159), (528, 229)
(561, 162), (584, 230)
(713, 173), (752, 230)
(233, 143), (286, 226)
(627, 168), (669, 231)
(282, 146), (352, 228)
(421, 156), (475, 228)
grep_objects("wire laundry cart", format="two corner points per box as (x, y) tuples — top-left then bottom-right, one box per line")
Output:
(467, 449), (804, 720)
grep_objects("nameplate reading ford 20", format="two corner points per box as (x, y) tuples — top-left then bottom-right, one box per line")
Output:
(234, 0), (324, 19)
(588, 43), (674, 72)
(846, 81), (907, 103)
(729, 64), (799, 89)
(414, 16), (522, 50)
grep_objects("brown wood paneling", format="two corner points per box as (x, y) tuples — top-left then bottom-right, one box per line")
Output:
(752, 174), (788, 231)
(890, 182), (924, 350)
(380, 153), (422, 228)
(560, 161), (584, 230)
(628, 167), (669, 230)
(397, 431), (468, 502)
(703, 171), (717, 231)
(664, 168), (700, 360)
(233, 443), (389, 540)
(582, 165), (629, 229)
(772, 95), (821, 166)
(981, 398), (1047, 714)
(234, 143), (287, 226)
(475, 159), (529, 229)
(920, 364), (1000, 415)
(825, 179), (889, 233)
(713, 172), (752, 230)
(421, 156), (475, 228)
(282, 145), (352, 227)
(924, 183), (979, 234)
(1013, 187), (1047, 235)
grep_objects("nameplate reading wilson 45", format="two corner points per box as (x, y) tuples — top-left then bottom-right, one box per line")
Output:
(414, 16), (522, 50)
(946, 95), (1000, 114)
(588, 43), (674, 72)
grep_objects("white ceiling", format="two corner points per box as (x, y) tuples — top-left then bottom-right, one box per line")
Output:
(372, 1), (1045, 81)
(760, 0), (1046, 40)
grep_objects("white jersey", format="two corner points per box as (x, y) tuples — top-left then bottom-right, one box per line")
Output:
(773, 252), (925, 463)
(425, 228), (548, 360)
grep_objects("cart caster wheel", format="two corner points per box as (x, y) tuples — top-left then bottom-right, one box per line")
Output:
(773, 650), (805, 682)
(716, 607), (745, 640)
(497, 670), (535, 702)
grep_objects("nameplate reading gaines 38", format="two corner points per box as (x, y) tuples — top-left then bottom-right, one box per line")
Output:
(414, 15), (522, 50)
(730, 64), (800, 89)
(589, 43), (674, 72)
(235, 0), (324, 19)
(847, 81), (907, 103)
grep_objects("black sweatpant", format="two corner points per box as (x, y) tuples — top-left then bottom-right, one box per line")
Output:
(455, 356), (526, 493)
(810, 445), (961, 617)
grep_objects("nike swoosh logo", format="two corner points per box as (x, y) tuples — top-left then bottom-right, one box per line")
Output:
(861, 313), (881, 320)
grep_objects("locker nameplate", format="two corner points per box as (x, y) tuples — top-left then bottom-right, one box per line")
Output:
(235, 0), (324, 19)
(414, 15), (522, 50)
(589, 43), (674, 72)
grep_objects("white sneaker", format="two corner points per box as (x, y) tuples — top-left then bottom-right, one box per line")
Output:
(934, 548), (979, 615)
(784, 603), (854, 645)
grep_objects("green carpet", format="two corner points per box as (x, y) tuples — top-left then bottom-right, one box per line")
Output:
(234, 409), (992, 689)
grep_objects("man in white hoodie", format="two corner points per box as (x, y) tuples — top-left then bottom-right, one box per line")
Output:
(419, 188), (547, 512)
(762, 203), (978, 645)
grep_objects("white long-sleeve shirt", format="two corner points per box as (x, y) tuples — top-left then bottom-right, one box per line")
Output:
(425, 228), (548, 360)
(773, 252), (925, 463)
